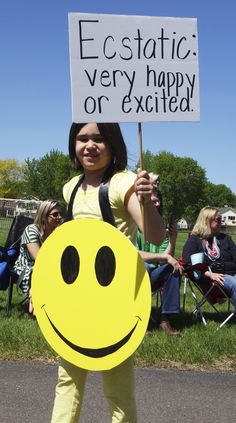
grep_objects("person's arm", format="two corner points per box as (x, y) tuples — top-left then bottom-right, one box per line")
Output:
(126, 170), (165, 246)
(26, 242), (41, 260)
(183, 235), (222, 282)
(163, 226), (178, 256)
(25, 239), (40, 314)
(21, 224), (41, 261)
(138, 250), (182, 273)
(203, 269), (225, 286)
(126, 191), (165, 246)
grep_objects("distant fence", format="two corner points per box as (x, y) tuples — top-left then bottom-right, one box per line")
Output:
(0, 198), (42, 246)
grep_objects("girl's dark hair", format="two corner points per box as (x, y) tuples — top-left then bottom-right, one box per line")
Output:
(68, 123), (127, 179)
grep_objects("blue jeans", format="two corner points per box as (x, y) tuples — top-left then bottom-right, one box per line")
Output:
(145, 263), (181, 314)
(222, 274), (236, 309)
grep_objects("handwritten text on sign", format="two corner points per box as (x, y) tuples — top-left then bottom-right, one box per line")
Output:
(68, 13), (199, 122)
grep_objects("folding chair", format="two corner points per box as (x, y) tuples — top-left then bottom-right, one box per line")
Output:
(183, 263), (234, 329)
(4, 215), (33, 314)
(5, 215), (34, 250)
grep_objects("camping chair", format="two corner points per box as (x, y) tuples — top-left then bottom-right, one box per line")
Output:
(183, 262), (234, 329)
(4, 215), (33, 314)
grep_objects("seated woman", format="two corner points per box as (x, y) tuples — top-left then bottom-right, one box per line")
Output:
(183, 206), (236, 311)
(13, 200), (62, 311)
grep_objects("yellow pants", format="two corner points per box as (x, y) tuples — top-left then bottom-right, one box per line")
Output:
(50, 356), (137, 423)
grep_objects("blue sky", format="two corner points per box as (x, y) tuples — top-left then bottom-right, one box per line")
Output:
(1, 1), (236, 193)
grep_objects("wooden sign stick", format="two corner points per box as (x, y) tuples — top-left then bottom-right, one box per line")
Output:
(138, 122), (146, 240)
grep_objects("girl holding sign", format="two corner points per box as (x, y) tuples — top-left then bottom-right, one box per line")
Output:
(50, 122), (165, 423)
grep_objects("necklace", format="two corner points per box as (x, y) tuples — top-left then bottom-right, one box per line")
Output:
(203, 236), (220, 261)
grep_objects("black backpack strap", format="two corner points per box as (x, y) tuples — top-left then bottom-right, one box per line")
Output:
(65, 175), (116, 227)
(99, 182), (116, 227)
(64, 175), (84, 222)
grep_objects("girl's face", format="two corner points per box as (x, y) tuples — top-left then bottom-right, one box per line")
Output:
(75, 123), (112, 173)
(210, 211), (222, 235)
(46, 208), (62, 232)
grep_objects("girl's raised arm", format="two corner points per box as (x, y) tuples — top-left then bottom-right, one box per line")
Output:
(125, 170), (165, 246)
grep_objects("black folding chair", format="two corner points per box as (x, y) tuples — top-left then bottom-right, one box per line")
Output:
(5, 215), (34, 250)
(4, 215), (33, 314)
(183, 263), (234, 329)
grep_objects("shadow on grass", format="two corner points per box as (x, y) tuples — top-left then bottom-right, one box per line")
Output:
(148, 304), (236, 333)
(0, 291), (30, 319)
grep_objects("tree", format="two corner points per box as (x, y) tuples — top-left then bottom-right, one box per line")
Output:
(203, 182), (236, 208)
(24, 150), (74, 202)
(0, 159), (26, 198)
(138, 150), (207, 224)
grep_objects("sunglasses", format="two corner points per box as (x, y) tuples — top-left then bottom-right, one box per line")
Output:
(48, 212), (62, 218)
(214, 216), (222, 222)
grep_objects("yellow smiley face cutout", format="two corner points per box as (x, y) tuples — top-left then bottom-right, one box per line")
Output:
(32, 219), (151, 371)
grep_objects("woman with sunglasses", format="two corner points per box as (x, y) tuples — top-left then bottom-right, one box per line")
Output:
(183, 206), (236, 310)
(13, 200), (62, 309)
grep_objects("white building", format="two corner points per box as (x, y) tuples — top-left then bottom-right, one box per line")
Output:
(0, 197), (41, 218)
(219, 207), (236, 226)
(177, 218), (188, 229)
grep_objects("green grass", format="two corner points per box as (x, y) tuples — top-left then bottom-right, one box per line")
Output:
(134, 292), (236, 370)
(174, 230), (189, 259)
(0, 226), (236, 371)
(0, 291), (57, 362)
(1, 285), (236, 371)
(135, 320), (236, 370)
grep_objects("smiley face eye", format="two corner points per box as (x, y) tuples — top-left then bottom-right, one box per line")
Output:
(61, 245), (80, 284)
(95, 246), (116, 286)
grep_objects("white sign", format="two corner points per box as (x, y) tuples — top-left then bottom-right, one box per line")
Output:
(68, 13), (200, 122)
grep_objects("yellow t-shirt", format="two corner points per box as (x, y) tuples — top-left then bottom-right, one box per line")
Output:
(63, 170), (137, 243)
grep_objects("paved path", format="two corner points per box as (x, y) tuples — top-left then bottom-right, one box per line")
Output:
(1, 360), (236, 422)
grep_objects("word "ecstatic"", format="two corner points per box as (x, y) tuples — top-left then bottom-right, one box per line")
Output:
(79, 20), (197, 61)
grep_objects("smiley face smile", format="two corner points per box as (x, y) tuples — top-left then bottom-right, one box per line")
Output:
(42, 305), (141, 358)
